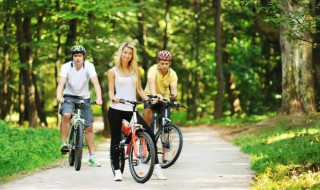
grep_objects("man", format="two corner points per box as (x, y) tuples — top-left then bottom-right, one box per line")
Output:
(143, 50), (178, 162)
(56, 45), (102, 167)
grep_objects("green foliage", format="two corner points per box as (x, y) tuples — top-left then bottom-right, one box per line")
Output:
(0, 120), (63, 177)
(234, 115), (320, 189)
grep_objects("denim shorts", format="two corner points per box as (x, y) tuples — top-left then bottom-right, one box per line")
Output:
(59, 95), (94, 127)
(143, 95), (166, 115)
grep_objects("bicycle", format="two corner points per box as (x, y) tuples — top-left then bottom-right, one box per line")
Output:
(151, 98), (187, 168)
(66, 99), (97, 171)
(110, 99), (156, 183)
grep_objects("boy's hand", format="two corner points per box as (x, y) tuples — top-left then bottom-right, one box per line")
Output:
(169, 93), (177, 100)
(154, 94), (163, 101)
(95, 99), (103, 105)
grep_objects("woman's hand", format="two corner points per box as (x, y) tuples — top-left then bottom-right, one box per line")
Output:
(112, 98), (120, 103)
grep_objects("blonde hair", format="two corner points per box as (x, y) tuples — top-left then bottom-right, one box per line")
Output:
(115, 42), (139, 74)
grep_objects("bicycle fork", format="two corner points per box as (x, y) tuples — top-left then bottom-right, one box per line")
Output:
(131, 126), (148, 158)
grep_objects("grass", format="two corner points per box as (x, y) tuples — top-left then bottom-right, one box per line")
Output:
(232, 114), (320, 189)
(0, 120), (64, 182)
(0, 119), (106, 184)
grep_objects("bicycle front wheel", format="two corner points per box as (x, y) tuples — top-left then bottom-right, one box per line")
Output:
(128, 131), (155, 183)
(68, 126), (75, 166)
(74, 123), (84, 171)
(155, 123), (183, 168)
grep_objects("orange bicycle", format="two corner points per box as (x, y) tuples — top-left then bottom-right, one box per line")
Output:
(110, 99), (156, 183)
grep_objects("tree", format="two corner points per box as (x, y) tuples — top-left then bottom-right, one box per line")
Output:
(279, 1), (316, 114)
(213, 0), (225, 119)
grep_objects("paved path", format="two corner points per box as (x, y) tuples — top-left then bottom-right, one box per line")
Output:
(0, 126), (252, 190)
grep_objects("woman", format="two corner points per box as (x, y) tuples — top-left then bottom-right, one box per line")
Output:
(107, 42), (167, 181)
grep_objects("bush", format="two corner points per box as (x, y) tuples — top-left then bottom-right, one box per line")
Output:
(0, 120), (63, 177)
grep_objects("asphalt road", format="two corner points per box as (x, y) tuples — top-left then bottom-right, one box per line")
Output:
(0, 126), (253, 190)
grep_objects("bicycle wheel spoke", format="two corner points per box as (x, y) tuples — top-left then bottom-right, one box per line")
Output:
(129, 131), (155, 183)
(156, 124), (183, 168)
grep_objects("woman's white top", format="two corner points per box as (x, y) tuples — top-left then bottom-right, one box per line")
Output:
(110, 67), (137, 111)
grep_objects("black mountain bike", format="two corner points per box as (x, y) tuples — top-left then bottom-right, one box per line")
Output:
(110, 99), (156, 183)
(67, 99), (96, 171)
(151, 98), (187, 168)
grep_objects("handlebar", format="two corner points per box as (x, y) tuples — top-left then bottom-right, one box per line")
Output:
(117, 99), (143, 105)
(161, 99), (187, 109)
(66, 99), (98, 105)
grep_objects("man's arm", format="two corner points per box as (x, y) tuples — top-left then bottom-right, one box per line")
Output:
(170, 83), (178, 100)
(170, 72), (178, 100)
(56, 77), (66, 104)
(148, 77), (163, 100)
(90, 76), (103, 105)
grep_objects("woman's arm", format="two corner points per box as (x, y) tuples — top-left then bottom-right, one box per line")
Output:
(107, 68), (119, 103)
(90, 76), (103, 105)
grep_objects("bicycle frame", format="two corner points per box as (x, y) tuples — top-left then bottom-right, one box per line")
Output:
(122, 101), (148, 158)
(70, 100), (86, 145)
(67, 99), (96, 171)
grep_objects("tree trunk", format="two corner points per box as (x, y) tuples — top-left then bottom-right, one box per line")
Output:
(15, 8), (38, 127)
(64, 3), (77, 62)
(0, 1), (12, 119)
(280, 1), (316, 114)
(313, 0), (320, 111)
(88, 12), (110, 137)
(33, 12), (48, 127)
(213, 0), (225, 119)
(162, 0), (172, 50)
(135, 0), (149, 85)
(55, 0), (63, 127)
(32, 73), (48, 127)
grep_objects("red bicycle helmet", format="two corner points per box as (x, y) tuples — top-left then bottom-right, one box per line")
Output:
(157, 50), (172, 61)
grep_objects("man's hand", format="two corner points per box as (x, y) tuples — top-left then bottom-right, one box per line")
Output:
(154, 94), (163, 101)
(95, 99), (103, 105)
(169, 93), (177, 101)
(57, 98), (65, 104)
(150, 97), (158, 105)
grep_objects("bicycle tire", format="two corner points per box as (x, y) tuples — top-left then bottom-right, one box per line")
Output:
(110, 143), (125, 175)
(68, 126), (75, 166)
(155, 123), (183, 168)
(128, 131), (155, 183)
(74, 123), (84, 171)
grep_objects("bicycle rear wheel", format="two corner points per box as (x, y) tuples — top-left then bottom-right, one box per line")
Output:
(110, 143), (125, 175)
(155, 123), (183, 168)
(68, 126), (75, 166)
(74, 123), (84, 171)
(128, 131), (155, 183)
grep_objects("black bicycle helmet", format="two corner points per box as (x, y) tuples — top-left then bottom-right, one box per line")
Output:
(70, 45), (86, 68)
(70, 45), (86, 55)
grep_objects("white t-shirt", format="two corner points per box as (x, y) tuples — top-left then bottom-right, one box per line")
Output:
(60, 61), (97, 99)
(110, 67), (137, 111)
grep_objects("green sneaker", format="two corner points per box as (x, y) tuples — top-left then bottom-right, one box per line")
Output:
(89, 156), (101, 167)
(60, 142), (69, 154)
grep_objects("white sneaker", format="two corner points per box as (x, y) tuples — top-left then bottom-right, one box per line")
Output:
(153, 164), (167, 180)
(114, 170), (122, 181)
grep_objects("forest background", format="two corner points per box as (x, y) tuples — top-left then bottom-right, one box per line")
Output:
(1, 0), (320, 135)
